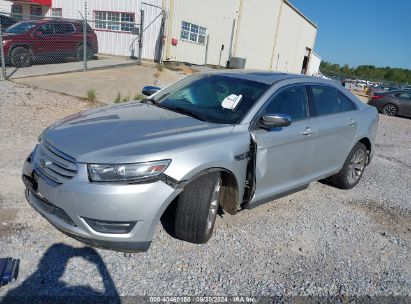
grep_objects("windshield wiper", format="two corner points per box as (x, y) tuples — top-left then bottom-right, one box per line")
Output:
(164, 106), (208, 122)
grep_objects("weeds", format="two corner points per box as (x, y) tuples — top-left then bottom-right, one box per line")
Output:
(114, 91), (122, 103)
(134, 93), (145, 100)
(122, 93), (131, 102)
(86, 89), (97, 103)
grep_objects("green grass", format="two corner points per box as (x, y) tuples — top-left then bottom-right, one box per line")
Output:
(86, 89), (97, 103)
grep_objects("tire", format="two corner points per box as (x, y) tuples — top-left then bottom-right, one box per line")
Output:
(174, 172), (222, 244)
(329, 142), (368, 189)
(76, 45), (94, 61)
(382, 104), (397, 116)
(10, 47), (33, 68)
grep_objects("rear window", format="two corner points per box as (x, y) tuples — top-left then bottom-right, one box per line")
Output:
(54, 23), (75, 34)
(309, 85), (340, 116)
(338, 91), (357, 112)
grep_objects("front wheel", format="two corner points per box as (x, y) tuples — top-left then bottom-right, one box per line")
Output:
(174, 172), (222, 244)
(10, 47), (33, 68)
(329, 142), (368, 189)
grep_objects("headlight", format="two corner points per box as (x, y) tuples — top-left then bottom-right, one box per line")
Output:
(87, 160), (171, 182)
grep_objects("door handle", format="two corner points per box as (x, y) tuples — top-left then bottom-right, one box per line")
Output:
(347, 119), (357, 126)
(301, 127), (313, 136)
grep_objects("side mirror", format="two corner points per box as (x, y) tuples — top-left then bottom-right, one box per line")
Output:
(142, 86), (161, 96)
(260, 113), (292, 128)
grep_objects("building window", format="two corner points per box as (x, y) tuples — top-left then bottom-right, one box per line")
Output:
(31, 5), (43, 19)
(180, 21), (206, 44)
(51, 8), (62, 18)
(94, 11), (135, 32)
(11, 4), (22, 20)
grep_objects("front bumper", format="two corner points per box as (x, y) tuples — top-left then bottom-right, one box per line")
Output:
(22, 158), (182, 252)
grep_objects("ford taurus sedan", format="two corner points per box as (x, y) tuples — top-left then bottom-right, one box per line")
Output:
(22, 71), (378, 252)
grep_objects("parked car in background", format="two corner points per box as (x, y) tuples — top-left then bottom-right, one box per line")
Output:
(22, 72), (378, 252)
(2, 19), (98, 67)
(0, 14), (17, 29)
(368, 90), (411, 117)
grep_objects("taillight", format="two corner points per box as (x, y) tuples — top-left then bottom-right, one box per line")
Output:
(371, 95), (383, 100)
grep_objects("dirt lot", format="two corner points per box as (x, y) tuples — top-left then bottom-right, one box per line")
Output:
(14, 64), (188, 104)
(0, 81), (410, 302)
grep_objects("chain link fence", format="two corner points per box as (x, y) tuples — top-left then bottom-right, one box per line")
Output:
(0, 1), (147, 80)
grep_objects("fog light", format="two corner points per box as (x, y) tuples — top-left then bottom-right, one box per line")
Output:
(83, 218), (136, 234)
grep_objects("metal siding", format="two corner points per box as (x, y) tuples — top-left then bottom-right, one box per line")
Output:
(0, 0), (12, 12)
(271, 2), (317, 73)
(164, 0), (240, 66)
(233, 0), (282, 70)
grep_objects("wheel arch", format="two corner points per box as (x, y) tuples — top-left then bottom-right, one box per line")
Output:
(8, 43), (32, 54)
(179, 167), (240, 215)
(358, 137), (372, 164)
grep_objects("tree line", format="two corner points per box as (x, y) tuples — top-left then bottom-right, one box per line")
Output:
(320, 61), (411, 84)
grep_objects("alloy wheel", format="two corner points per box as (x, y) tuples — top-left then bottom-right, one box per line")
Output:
(206, 177), (221, 233)
(347, 149), (366, 185)
(383, 104), (397, 116)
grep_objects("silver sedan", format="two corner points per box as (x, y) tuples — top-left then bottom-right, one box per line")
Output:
(22, 71), (378, 252)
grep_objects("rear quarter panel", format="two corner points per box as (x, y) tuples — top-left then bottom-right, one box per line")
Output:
(356, 105), (378, 161)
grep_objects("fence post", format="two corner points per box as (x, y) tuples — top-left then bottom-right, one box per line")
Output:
(83, 0), (88, 71)
(138, 9), (144, 65)
(0, 23), (6, 80)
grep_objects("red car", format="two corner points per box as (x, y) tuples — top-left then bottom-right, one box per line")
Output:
(2, 19), (98, 67)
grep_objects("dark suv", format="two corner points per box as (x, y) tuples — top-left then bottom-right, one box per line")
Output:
(2, 19), (98, 67)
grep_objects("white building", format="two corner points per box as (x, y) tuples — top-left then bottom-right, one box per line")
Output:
(0, 0), (319, 74)
(163, 0), (318, 73)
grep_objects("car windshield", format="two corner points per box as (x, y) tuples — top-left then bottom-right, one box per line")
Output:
(151, 74), (269, 124)
(5, 22), (36, 34)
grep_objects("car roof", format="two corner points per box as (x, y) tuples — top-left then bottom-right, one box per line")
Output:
(204, 70), (306, 85)
(16, 19), (81, 25)
(203, 70), (342, 87)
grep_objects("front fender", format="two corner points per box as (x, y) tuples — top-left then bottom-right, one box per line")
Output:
(164, 125), (251, 210)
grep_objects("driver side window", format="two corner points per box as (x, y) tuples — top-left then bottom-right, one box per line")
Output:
(264, 85), (308, 121)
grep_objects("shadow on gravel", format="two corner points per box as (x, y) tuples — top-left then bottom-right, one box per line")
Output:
(1, 243), (120, 304)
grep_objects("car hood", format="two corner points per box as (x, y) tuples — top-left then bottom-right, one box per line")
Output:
(43, 102), (235, 163)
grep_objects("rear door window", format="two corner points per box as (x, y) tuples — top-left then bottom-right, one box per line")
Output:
(38, 23), (54, 35)
(264, 85), (308, 121)
(338, 91), (357, 111)
(54, 23), (75, 35)
(308, 85), (340, 116)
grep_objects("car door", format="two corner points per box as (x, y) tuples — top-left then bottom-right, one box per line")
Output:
(31, 23), (56, 57)
(304, 85), (359, 179)
(249, 84), (316, 206)
(398, 91), (411, 116)
(53, 23), (77, 56)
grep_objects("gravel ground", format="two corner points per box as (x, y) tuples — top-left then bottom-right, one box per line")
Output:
(0, 81), (410, 302)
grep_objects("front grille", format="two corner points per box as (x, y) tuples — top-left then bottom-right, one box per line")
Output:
(33, 141), (77, 185)
(26, 189), (76, 226)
